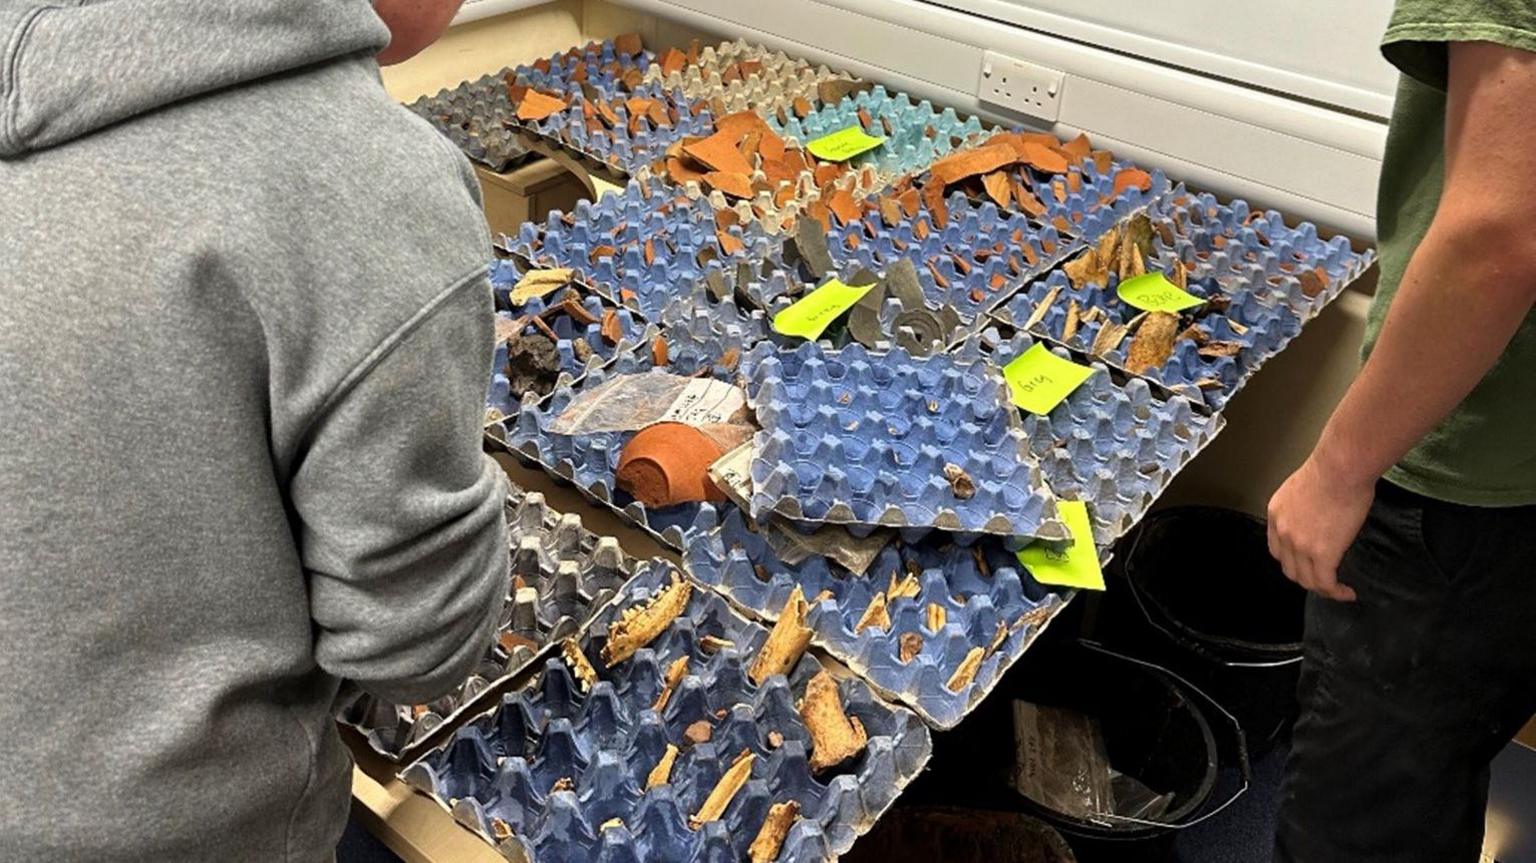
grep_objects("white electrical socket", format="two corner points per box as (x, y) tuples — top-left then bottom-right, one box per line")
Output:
(977, 50), (1065, 122)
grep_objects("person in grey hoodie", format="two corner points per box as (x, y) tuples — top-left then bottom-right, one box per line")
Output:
(0, 1), (510, 861)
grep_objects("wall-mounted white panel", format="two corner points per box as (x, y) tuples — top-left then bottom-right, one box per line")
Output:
(609, 0), (1387, 237)
(919, 0), (1398, 118)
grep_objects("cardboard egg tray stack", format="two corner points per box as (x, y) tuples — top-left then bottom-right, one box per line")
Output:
(387, 32), (1380, 863)
(402, 561), (933, 863)
(339, 488), (636, 762)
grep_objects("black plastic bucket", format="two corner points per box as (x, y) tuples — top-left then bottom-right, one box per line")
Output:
(843, 806), (1077, 863)
(1004, 640), (1248, 862)
(1106, 506), (1305, 752)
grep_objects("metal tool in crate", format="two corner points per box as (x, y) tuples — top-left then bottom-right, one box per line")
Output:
(339, 489), (635, 762)
(958, 331), (1225, 546)
(686, 508), (1070, 730)
(401, 560), (933, 863)
(739, 340), (1068, 541)
(500, 298), (765, 551)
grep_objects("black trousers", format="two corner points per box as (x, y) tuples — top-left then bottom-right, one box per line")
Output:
(1275, 480), (1536, 862)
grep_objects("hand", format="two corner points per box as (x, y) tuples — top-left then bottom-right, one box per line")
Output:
(1267, 455), (1374, 602)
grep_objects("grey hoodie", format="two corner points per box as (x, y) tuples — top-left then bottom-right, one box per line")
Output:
(0, 2), (510, 860)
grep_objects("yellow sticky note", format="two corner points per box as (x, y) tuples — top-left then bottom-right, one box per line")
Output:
(592, 176), (624, 199)
(1018, 501), (1105, 591)
(1002, 343), (1096, 415)
(1117, 272), (1205, 313)
(806, 125), (887, 162)
(772, 278), (875, 340)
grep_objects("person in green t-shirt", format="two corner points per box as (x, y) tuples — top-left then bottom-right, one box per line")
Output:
(1268, 2), (1536, 860)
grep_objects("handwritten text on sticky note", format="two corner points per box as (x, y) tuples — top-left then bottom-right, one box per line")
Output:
(772, 278), (875, 340)
(1117, 272), (1205, 313)
(1002, 343), (1096, 415)
(1018, 500), (1105, 591)
(807, 125), (887, 162)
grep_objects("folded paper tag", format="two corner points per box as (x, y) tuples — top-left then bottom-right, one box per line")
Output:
(1017, 501), (1104, 590)
(1116, 272), (1204, 313)
(1002, 343), (1096, 415)
(660, 377), (747, 426)
(707, 441), (755, 510)
(591, 176), (625, 199)
(772, 277), (876, 339)
(806, 125), (887, 162)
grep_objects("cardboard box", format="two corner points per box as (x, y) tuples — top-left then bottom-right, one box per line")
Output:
(473, 158), (588, 239)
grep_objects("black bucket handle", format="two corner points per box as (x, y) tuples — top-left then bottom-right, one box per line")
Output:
(1072, 640), (1252, 831)
(1121, 521), (1304, 671)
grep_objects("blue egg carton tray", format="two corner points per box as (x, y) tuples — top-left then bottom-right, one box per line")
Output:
(502, 178), (786, 320)
(407, 76), (534, 172)
(497, 301), (765, 551)
(827, 187), (1081, 326)
(486, 261), (648, 422)
(401, 560), (933, 863)
(957, 332), (1225, 545)
(992, 195), (1375, 410)
(510, 39), (656, 101)
(1028, 152), (1171, 243)
(992, 264), (1298, 411)
(504, 79), (713, 181)
(1149, 185), (1377, 323)
(772, 85), (986, 181)
(686, 508), (1070, 729)
(339, 489), (638, 762)
(740, 341), (1068, 541)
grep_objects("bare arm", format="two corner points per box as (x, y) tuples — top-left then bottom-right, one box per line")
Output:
(1269, 40), (1536, 600)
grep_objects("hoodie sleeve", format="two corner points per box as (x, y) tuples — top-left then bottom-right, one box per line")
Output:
(288, 269), (509, 706)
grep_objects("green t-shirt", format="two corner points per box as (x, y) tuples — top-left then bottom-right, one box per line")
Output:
(1366, 0), (1536, 506)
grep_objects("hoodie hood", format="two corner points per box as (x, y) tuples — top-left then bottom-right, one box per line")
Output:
(0, 0), (390, 156)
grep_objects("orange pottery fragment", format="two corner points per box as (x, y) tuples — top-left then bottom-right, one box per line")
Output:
(685, 131), (754, 175)
(704, 172), (754, 200)
(981, 171), (1012, 208)
(613, 32), (643, 55)
(660, 47), (687, 76)
(516, 90), (568, 122)
(717, 229), (745, 256)
(929, 144), (1017, 186)
(826, 189), (861, 225)
(1113, 168), (1153, 195)
(1062, 133), (1092, 160)
(1021, 140), (1070, 173)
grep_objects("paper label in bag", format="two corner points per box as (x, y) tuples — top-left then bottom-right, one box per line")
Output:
(659, 378), (746, 426)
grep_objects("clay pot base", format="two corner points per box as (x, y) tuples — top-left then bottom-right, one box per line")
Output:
(617, 422), (728, 508)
